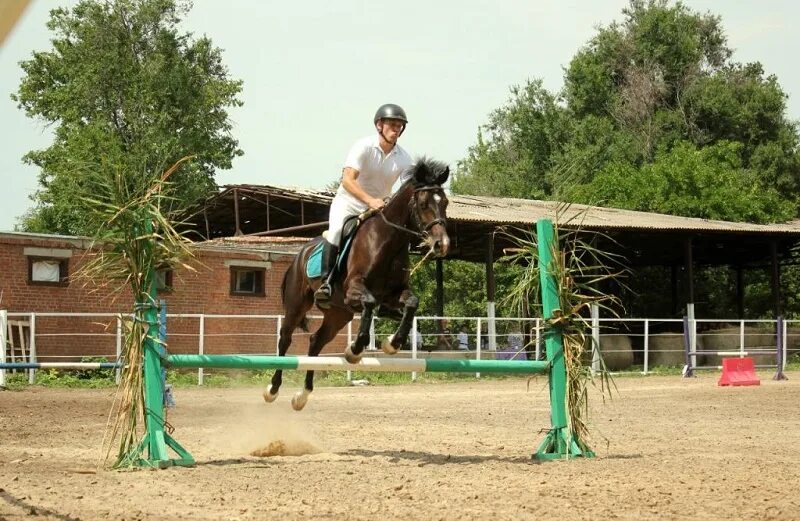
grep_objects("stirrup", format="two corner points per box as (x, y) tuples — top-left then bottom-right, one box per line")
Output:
(315, 283), (333, 309)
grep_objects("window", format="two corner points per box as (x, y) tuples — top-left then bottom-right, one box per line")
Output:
(230, 267), (265, 296)
(156, 269), (174, 292)
(28, 257), (69, 286)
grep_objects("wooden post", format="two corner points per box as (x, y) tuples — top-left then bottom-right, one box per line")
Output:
(265, 194), (270, 231)
(203, 207), (210, 240)
(233, 188), (242, 236)
(736, 265), (744, 319)
(485, 233), (496, 351)
(671, 264), (679, 316)
(770, 240), (782, 318)
(684, 237), (694, 306)
(435, 259), (444, 320)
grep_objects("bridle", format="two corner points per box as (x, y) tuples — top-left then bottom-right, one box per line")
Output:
(376, 185), (447, 240)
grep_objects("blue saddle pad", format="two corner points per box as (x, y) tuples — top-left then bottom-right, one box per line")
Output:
(306, 235), (355, 279)
(306, 242), (325, 278)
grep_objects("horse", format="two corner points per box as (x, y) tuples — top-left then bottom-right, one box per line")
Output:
(264, 158), (451, 410)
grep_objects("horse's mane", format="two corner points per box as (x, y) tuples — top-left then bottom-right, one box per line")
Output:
(382, 157), (450, 210)
(405, 157), (450, 187)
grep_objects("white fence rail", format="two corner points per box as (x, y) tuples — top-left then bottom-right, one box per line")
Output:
(2, 310), (797, 386)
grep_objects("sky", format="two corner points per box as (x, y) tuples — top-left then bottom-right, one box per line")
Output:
(1, 0), (798, 231)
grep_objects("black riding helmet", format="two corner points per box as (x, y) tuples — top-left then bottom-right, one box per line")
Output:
(374, 103), (408, 125)
(374, 104), (407, 139)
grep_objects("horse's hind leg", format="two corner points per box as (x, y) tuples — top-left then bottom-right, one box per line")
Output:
(264, 284), (313, 403)
(263, 316), (297, 402)
(291, 308), (352, 411)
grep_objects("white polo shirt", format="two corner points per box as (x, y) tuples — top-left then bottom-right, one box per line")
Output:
(335, 135), (413, 210)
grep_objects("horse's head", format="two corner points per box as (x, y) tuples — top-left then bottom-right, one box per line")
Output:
(407, 158), (450, 257)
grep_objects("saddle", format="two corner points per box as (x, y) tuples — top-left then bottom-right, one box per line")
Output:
(306, 211), (374, 279)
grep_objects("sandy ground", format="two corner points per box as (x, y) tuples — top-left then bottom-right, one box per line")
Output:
(1, 371), (799, 520)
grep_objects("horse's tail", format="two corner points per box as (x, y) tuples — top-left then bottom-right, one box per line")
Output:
(281, 246), (312, 333)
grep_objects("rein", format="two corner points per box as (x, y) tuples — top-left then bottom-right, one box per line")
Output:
(375, 185), (446, 239)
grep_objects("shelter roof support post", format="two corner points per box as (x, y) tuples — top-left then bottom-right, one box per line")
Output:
(684, 236), (694, 307)
(233, 188), (242, 236)
(770, 240), (782, 318)
(736, 265), (744, 320)
(265, 194), (270, 231)
(435, 259), (444, 336)
(435, 259), (444, 318)
(485, 233), (496, 351)
(770, 240), (788, 381)
(671, 264), (679, 317)
(203, 207), (210, 240)
(684, 237), (696, 370)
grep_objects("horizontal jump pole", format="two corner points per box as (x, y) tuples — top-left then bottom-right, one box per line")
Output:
(0, 362), (120, 370)
(692, 364), (776, 370)
(687, 351), (775, 357)
(167, 354), (549, 375)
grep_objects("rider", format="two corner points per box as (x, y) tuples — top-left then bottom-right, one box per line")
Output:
(314, 103), (414, 308)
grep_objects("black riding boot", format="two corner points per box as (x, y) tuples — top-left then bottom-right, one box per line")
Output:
(314, 242), (339, 309)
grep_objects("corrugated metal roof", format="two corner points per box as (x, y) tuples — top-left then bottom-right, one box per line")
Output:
(218, 184), (800, 235)
(447, 195), (800, 234)
(215, 184), (335, 205)
(0, 230), (309, 255)
(196, 235), (308, 255)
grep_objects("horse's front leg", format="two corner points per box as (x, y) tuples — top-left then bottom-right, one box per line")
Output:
(344, 279), (376, 364)
(381, 289), (418, 355)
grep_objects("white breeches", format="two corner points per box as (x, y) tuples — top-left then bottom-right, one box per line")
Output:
(325, 195), (367, 247)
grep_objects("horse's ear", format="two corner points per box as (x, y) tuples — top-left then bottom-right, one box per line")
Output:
(437, 166), (450, 185)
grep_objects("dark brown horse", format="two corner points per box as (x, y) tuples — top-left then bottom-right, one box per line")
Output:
(264, 158), (450, 410)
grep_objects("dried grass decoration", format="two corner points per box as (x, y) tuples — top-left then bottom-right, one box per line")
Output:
(72, 157), (197, 468)
(501, 207), (628, 452)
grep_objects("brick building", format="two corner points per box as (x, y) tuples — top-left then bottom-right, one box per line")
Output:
(0, 232), (357, 361)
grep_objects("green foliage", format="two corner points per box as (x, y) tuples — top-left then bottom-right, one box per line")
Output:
(73, 356), (115, 380)
(13, 0), (243, 235)
(453, 80), (567, 199)
(446, 0), (800, 324)
(408, 256), (528, 320)
(453, 0), (800, 224)
(566, 140), (795, 222)
(2, 368), (117, 389)
(2, 367), (512, 390)
(162, 369), (512, 388)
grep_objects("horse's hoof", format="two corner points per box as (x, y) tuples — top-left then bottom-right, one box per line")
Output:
(291, 390), (310, 411)
(263, 385), (278, 403)
(381, 334), (398, 355)
(344, 345), (363, 364)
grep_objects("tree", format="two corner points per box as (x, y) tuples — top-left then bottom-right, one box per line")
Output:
(447, 0), (800, 320)
(452, 80), (568, 199)
(13, 0), (243, 235)
(452, 0), (800, 224)
(566, 140), (795, 222)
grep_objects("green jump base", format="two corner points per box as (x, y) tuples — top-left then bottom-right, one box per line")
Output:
(116, 431), (195, 469)
(533, 427), (595, 461)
